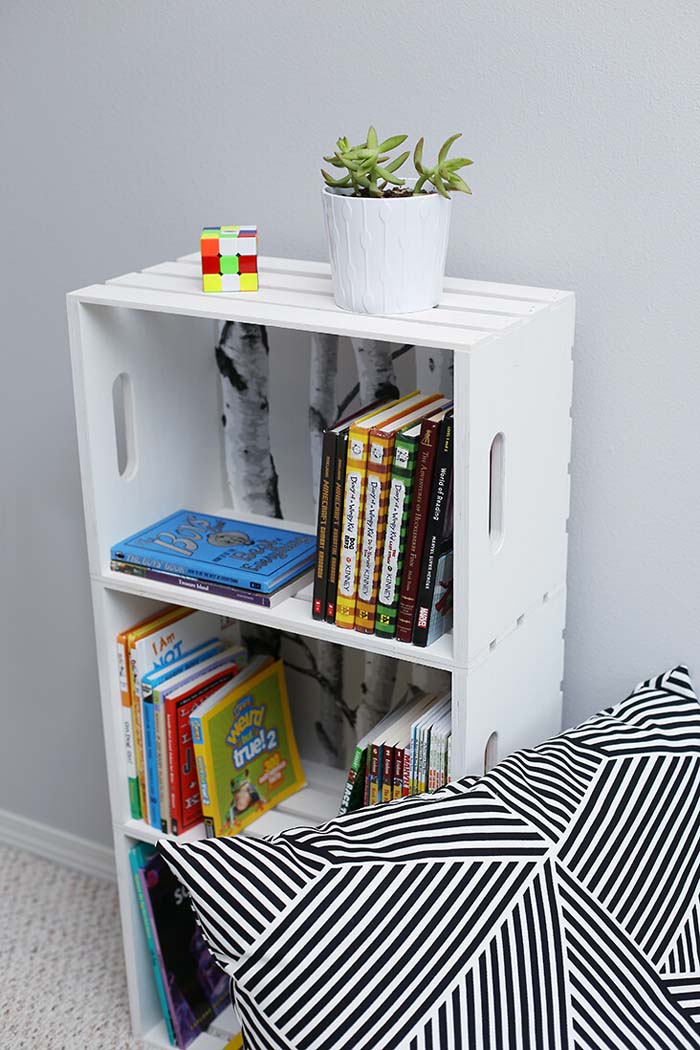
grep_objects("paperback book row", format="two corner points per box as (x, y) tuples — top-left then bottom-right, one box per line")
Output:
(111, 510), (317, 608)
(130, 842), (242, 1049)
(339, 690), (452, 815)
(118, 605), (305, 836)
(312, 390), (454, 647)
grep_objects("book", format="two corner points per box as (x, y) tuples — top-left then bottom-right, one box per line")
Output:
(112, 510), (316, 594)
(312, 402), (381, 622)
(412, 413), (454, 647)
(335, 393), (435, 630)
(118, 609), (170, 819)
(424, 549), (454, 647)
(110, 559), (313, 607)
(142, 639), (224, 832)
(138, 850), (229, 1048)
(130, 843), (176, 1046)
(338, 742), (369, 816)
(161, 645), (249, 835)
(374, 408), (451, 640)
(130, 610), (236, 825)
(125, 607), (194, 822)
(354, 395), (447, 634)
(325, 430), (349, 623)
(396, 406), (454, 643)
(190, 658), (306, 837)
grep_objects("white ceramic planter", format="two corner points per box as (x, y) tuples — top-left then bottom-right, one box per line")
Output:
(322, 184), (451, 314)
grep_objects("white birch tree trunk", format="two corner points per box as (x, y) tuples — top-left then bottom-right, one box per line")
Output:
(216, 321), (281, 518)
(309, 333), (343, 764)
(309, 334), (339, 493)
(415, 346), (454, 399)
(350, 338), (400, 404)
(355, 652), (399, 741)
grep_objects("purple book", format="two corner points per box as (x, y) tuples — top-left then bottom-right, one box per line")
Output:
(139, 854), (229, 1048)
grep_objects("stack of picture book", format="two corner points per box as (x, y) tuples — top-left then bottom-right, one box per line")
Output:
(312, 390), (454, 647)
(339, 690), (452, 815)
(130, 841), (235, 1048)
(118, 606), (305, 837)
(111, 509), (317, 608)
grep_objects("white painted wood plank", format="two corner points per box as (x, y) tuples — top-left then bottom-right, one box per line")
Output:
(151, 260), (546, 318)
(95, 570), (456, 670)
(109, 270), (520, 333)
(69, 284), (488, 351)
(176, 252), (570, 303)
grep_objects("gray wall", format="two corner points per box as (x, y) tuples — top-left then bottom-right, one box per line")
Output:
(2, 0), (698, 848)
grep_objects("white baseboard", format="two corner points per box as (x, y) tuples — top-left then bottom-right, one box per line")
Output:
(0, 807), (115, 881)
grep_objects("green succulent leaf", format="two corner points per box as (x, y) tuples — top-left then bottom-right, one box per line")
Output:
(414, 137), (425, 174)
(384, 150), (410, 173)
(321, 169), (352, 188)
(444, 157), (473, 171)
(446, 172), (472, 194)
(366, 125), (379, 150)
(375, 165), (405, 186)
(438, 133), (461, 165)
(430, 172), (450, 198)
(378, 134), (408, 152)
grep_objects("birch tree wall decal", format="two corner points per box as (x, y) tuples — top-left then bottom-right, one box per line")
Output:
(216, 321), (282, 518)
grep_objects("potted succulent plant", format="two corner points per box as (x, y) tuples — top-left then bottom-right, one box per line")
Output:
(321, 126), (473, 315)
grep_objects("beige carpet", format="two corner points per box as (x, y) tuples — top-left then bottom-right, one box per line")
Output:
(0, 845), (141, 1050)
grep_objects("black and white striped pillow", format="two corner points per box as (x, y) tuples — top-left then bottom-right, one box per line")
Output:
(160, 666), (700, 1050)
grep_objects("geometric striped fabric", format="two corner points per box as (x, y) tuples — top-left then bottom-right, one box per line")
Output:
(159, 665), (700, 1049)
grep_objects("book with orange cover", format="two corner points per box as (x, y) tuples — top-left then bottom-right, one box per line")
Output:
(354, 395), (448, 634)
(335, 392), (435, 631)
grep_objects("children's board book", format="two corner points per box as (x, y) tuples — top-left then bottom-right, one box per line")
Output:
(112, 510), (316, 593)
(138, 849), (229, 1048)
(190, 658), (306, 837)
(129, 610), (239, 825)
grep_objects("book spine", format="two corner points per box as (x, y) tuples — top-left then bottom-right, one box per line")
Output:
(381, 745), (394, 803)
(138, 868), (184, 1048)
(130, 852), (176, 1045)
(396, 419), (441, 643)
(129, 658), (149, 824)
(402, 745), (411, 797)
(338, 743), (365, 816)
(117, 633), (141, 819)
(367, 743), (381, 806)
(374, 432), (420, 639)
(154, 689), (170, 834)
(392, 746), (403, 801)
(335, 426), (370, 629)
(325, 432), (348, 623)
(355, 429), (395, 634)
(142, 684), (161, 831)
(412, 415), (454, 647)
(312, 429), (337, 620)
(165, 697), (181, 836)
(190, 711), (217, 836)
(110, 561), (274, 606)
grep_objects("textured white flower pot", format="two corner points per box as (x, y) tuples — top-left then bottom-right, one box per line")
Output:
(322, 184), (452, 314)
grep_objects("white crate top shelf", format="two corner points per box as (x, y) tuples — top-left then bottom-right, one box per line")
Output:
(68, 253), (573, 352)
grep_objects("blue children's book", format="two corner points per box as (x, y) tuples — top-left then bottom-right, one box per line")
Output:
(112, 510), (316, 594)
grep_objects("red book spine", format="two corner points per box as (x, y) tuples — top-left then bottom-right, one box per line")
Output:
(166, 701), (181, 835)
(396, 418), (441, 642)
(381, 746), (394, 803)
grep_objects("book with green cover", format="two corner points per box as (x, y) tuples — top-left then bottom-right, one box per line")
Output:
(374, 421), (424, 639)
(190, 658), (306, 837)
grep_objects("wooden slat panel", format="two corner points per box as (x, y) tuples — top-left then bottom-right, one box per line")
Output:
(110, 271), (518, 333)
(71, 282), (488, 350)
(153, 260), (545, 317)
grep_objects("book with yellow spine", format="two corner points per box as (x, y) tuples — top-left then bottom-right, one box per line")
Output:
(335, 392), (432, 630)
(190, 657), (305, 837)
(354, 395), (447, 634)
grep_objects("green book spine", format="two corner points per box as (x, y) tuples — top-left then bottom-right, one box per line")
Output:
(374, 429), (421, 638)
(129, 844), (176, 1046)
(338, 745), (368, 816)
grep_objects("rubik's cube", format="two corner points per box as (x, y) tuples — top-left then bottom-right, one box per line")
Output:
(200, 225), (258, 292)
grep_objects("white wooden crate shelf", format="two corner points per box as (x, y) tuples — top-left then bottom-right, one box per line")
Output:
(67, 253), (574, 1049)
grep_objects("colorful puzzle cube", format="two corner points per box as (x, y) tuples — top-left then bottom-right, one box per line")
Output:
(200, 225), (258, 292)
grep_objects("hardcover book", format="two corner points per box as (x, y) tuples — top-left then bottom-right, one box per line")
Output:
(412, 412), (454, 647)
(354, 395), (446, 635)
(137, 849), (229, 1048)
(190, 658), (306, 837)
(112, 510), (316, 594)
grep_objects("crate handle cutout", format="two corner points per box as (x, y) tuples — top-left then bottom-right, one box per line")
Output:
(488, 432), (505, 552)
(484, 731), (498, 772)
(112, 372), (137, 480)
